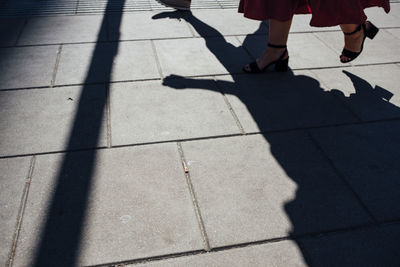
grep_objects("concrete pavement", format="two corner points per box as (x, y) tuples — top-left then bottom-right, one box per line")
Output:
(1, 1), (400, 266)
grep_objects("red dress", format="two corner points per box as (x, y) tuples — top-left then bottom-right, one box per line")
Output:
(238, 0), (390, 27)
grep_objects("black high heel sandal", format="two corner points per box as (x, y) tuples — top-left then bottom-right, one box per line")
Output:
(243, 43), (289, 73)
(341, 21), (379, 63)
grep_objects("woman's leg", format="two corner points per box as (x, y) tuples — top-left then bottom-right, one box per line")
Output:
(244, 18), (292, 71)
(340, 23), (365, 62)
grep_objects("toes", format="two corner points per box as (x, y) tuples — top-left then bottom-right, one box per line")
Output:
(340, 55), (350, 63)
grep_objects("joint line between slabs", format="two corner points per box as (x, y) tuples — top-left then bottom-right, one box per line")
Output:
(213, 76), (246, 135)
(177, 142), (211, 252)
(237, 36), (257, 61)
(14, 18), (27, 47)
(105, 83), (112, 148)
(7, 156), (36, 267)
(311, 32), (346, 62)
(306, 131), (378, 223)
(51, 44), (63, 87)
(184, 18), (197, 37)
(83, 250), (207, 267)
(151, 40), (164, 79)
(85, 220), (400, 267)
(309, 69), (363, 122)
(1, 24), (400, 48)
(0, 61), (398, 92)
(1, 118), (400, 159)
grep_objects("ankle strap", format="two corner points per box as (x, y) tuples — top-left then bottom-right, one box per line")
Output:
(343, 24), (362, 35)
(268, 43), (287, 48)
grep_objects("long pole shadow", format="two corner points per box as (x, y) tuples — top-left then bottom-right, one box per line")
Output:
(153, 10), (400, 266)
(32, 1), (125, 266)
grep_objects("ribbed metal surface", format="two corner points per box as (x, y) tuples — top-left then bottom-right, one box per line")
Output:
(0, 0), (240, 17)
(0, 0), (398, 17)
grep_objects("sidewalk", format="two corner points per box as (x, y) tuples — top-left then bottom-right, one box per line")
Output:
(1, 1), (400, 266)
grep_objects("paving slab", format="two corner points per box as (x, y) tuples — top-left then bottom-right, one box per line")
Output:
(154, 36), (252, 77)
(0, 18), (25, 47)
(109, 11), (193, 41)
(55, 41), (160, 85)
(311, 65), (400, 121)
(300, 223), (400, 267)
(236, 33), (267, 61)
(215, 71), (358, 133)
(310, 121), (400, 222)
(132, 240), (307, 267)
(237, 32), (342, 69)
(290, 14), (340, 33)
(314, 29), (400, 65)
(17, 15), (106, 45)
(288, 33), (344, 69)
(181, 133), (372, 248)
(0, 46), (58, 90)
(0, 157), (31, 266)
(186, 9), (268, 37)
(390, 3), (400, 19)
(365, 6), (400, 28)
(386, 28), (400, 40)
(110, 78), (240, 145)
(355, 28), (400, 65)
(13, 144), (203, 266)
(0, 85), (107, 156)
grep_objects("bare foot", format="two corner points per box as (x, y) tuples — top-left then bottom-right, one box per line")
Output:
(340, 22), (370, 62)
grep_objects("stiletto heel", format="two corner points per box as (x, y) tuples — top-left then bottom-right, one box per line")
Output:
(340, 21), (379, 63)
(243, 43), (289, 73)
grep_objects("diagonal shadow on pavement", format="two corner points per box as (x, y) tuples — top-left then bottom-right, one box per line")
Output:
(30, 1), (125, 266)
(153, 10), (400, 266)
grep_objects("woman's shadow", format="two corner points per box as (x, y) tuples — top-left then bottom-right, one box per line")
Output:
(153, 11), (400, 266)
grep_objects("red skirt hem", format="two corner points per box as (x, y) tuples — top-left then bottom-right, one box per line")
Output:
(238, 0), (390, 27)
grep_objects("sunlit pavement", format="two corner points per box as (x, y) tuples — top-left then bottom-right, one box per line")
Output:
(1, 1), (400, 266)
